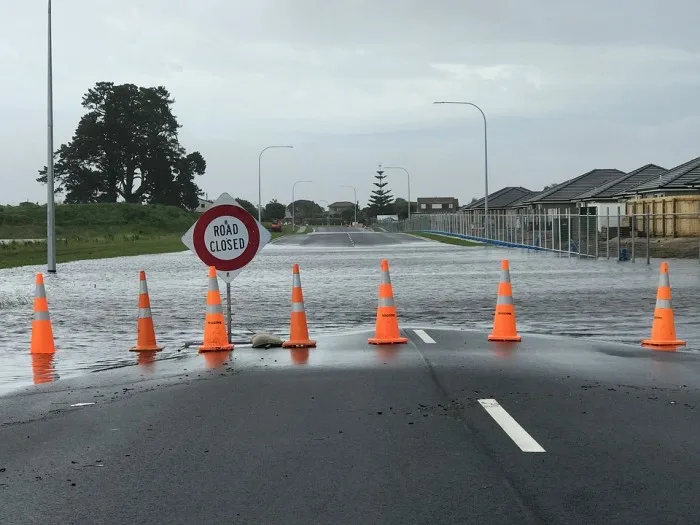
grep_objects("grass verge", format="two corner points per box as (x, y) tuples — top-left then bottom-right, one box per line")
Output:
(409, 232), (482, 247)
(0, 234), (187, 269)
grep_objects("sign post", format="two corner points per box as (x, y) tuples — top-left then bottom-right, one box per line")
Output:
(182, 193), (271, 342)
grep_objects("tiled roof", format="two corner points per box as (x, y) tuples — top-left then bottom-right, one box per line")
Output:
(417, 197), (459, 203)
(522, 169), (626, 204)
(509, 191), (543, 208)
(623, 156), (700, 194)
(462, 187), (533, 210)
(328, 201), (355, 207)
(576, 164), (666, 200)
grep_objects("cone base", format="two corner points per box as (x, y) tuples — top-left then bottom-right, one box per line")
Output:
(282, 339), (316, 348)
(130, 345), (164, 352)
(199, 344), (234, 353)
(368, 337), (408, 345)
(488, 334), (521, 342)
(641, 339), (686, 349)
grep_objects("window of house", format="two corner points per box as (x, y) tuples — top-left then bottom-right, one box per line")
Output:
(420, 203), (427, 209)
(448, 203), (453, 208)
(431, 203), (442, 209)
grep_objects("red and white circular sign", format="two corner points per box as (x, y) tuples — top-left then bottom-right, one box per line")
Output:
(192, 204), (261, 272)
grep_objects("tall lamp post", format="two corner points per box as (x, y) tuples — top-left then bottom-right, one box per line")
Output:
(433, 101), (489, 239)
(383, 166), (412, 222)
(292, 180), (312, 230)
(46, 0), (56, 273)
(340, 185), (357, 225)
(258, 145), (293, 222)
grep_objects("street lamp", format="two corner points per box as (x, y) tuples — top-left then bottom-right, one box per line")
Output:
(291, 180), (312, 230)
(258, 145), (293, 222)
(383, 166), (412, 222)
(433, 101), (489, 239)
(46, 0), (56, 273)
(340, 185), (357, 225)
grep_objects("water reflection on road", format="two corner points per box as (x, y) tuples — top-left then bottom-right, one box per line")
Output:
(1, 228), (699, 392)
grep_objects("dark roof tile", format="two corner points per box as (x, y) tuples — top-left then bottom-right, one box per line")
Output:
(624, 156), (700, 194)
(577, 164), (666, 200)
(463, 186), (533, 210)
(522, 169), (626, 204)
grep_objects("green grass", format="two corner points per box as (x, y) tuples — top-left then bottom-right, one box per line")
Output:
(0, 234), (187, 269)
(0, 202), (199, 239)
(0, 203), (318, 268)
(409, 232), (482, 247)
(268, 224), (312, 240)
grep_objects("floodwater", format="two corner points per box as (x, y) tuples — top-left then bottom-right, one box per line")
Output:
(1, 230), (700, 394)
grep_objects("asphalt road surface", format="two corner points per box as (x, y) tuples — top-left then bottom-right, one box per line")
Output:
(2, 229), (699, 524)
(272, 226), (426, 248)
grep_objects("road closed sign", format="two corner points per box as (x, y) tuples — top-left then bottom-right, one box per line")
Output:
(182, 193), (271, 282)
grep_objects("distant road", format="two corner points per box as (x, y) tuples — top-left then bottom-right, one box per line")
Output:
(273, 226), (428, 248)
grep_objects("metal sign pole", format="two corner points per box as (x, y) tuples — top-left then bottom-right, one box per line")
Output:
(226, 282), (232, 344)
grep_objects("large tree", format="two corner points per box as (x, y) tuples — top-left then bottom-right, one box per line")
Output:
(37, 81), (205, 210)
(264, 199), (287, 221)
(367, 167), (394, 216)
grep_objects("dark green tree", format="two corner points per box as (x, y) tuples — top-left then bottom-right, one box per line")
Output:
(264, 199), (287, 221)
(37, 81), (205, 210)
(235, 198), (258, 218)
(287, 200), (323, 220)
(367, 167), (394, 216)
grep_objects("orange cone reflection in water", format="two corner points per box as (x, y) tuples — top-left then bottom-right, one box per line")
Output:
(489, 342), (517, 360)
(290, 348), (309, 365)
(203, 351), (231, 369)
(31, 353), (56, 384)
(137, 351), (157, 370)
(375, 345), (400, 362)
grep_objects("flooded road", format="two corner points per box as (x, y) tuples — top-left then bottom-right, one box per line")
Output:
(1, 226), (699, 393)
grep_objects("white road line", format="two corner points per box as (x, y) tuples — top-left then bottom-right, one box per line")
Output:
(413, 329), (436, 344)
(477, 399), (545, 453)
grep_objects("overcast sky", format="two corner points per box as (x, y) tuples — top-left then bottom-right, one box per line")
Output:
(1, 0), (700, 207)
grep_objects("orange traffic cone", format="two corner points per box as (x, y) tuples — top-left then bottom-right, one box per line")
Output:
(487, 259), (521, 342)
(368, 259), (408, 345)
(199, 266), (234, 352)
(130, 271), (164, 352)
(642, 262), (685, 350)
(30, 273), (56, 354)
(282, 264), (316, 348)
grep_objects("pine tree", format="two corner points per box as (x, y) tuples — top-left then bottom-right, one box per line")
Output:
(368, 166), (394, 215)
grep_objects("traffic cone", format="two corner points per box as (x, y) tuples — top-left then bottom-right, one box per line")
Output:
(282, 264), (316, 348)
(130, 271), (164, 352)
(642, 262), (685, 350)
(487, 259), (521, 342)
(199, 266), (234, 352)
(30, 273), (56, 354)
(368, 259), (408, 345)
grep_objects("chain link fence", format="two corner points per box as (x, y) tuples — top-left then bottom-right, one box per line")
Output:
(382, 211), (700, 261)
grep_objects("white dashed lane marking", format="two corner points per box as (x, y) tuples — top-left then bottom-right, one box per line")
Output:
(478, 399), (545, 453)
(413, 329), (436, 344)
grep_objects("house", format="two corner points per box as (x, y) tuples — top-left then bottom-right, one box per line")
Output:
(328, 201), (355, 216)
(575, 164), (666, 232)
(518, 168), (626, 217)
(195, 197), (213, 213)
(619, 156), (700, 237)
(416, 197), (459, 214)
(461, 187), (533, 214)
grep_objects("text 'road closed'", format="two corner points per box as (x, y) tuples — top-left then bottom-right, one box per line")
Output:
(204, 217), (250, 260)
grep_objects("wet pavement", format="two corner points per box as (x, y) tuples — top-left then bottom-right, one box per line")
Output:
(3, 228), (700, 523)
(1, 226), (699, 393)
(1, 328), (699, 524)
